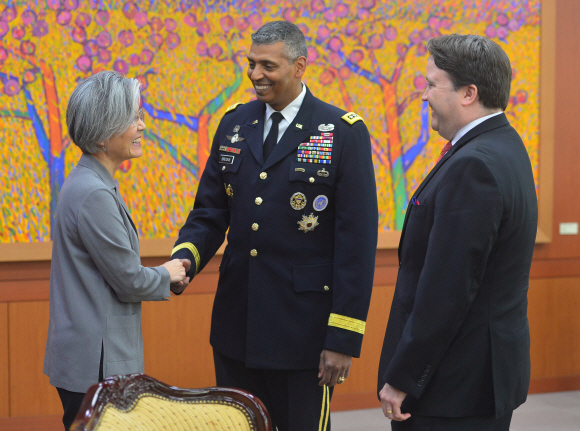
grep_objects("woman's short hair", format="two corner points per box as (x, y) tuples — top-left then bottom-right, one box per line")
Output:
(427, 34), (512, 111)
(66, 71), (141, 154)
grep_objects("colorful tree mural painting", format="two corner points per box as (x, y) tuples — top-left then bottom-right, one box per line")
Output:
(0, 0), (541, 243)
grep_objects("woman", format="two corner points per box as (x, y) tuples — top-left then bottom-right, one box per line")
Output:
(43, 71), (188, 430)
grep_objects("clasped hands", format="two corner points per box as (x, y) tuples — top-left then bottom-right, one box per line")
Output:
(161, 258), (192, 294)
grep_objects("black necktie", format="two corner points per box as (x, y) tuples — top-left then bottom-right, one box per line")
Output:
(263, 112), (284, 162)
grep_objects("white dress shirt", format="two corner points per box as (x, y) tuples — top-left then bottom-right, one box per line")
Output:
(451, 111), (503, 145)
(263, 83), (307, 143)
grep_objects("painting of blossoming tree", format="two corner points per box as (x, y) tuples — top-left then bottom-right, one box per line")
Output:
(0, 0), (540, 244)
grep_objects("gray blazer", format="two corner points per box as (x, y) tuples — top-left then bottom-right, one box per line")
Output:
(44, 154), (170, 393)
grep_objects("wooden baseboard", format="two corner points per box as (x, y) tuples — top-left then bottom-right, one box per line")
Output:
(331, 375), (580, 412)
(0, 414), (61, 431)
(331, 391), (381, 412)
(529, 375), (580, 393)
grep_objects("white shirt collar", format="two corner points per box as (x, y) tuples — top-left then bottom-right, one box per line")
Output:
(265, 83), (306, 125)
(451, 111), (503, 145)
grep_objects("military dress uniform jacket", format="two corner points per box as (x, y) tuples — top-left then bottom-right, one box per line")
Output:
(378, 114), (538, 418)
(172, 88), (378, 370)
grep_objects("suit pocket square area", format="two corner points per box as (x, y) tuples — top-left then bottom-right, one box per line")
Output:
(410, 204), (428, 217)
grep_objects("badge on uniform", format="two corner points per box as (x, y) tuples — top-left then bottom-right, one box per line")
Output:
(219, 154), (235, 164)
(226, 133), (245, 144)
(317, 168), (329, 177)
(313, 195), (328, 211)
(297, 132), (333, 164)
(318, 124), (334, 132)
(290, 192), (307, 210)
(219, 145), (241, 154)
(224, 183), (233, 198)
(233, 125), (240, 133)
(298, 213), (319, 233)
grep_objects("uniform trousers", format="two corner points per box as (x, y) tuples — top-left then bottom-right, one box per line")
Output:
(391, 411), (513, 431)
(213, 350), (333, 431)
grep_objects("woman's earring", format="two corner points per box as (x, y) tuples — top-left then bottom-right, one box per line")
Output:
(101, 145), (107, 153)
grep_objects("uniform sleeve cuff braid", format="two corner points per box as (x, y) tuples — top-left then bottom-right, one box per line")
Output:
(171, 242), (201, 275)
(328, 313), (366, 334)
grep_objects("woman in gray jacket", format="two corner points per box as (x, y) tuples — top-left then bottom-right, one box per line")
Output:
(43, 71), (189, 430)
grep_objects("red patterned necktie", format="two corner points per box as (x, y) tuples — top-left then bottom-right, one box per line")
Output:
(436, 141), (452, 163)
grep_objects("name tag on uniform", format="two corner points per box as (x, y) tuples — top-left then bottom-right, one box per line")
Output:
(219, 154), (235, 164)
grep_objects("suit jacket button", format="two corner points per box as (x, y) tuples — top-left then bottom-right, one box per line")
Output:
(222, 166), (226, 171)
(260, 172), (267, 180)
(250, 249), (258, 257)
(309, 177), (315, 183)
(255, 197), (263, 205)
(252, 223), (259, 231)
(324, 285), (330, 291)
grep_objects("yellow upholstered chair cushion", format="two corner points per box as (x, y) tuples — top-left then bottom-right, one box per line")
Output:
(94, 394), (253, 431)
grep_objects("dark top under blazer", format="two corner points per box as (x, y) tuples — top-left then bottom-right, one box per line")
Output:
(172, 88), (378, 369)
(378, 114), (538, 418)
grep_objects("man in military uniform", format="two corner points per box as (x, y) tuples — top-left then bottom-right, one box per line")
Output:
(171, 21), (378, 431)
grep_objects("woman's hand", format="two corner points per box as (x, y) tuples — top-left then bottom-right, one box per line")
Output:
(162, 259), (187, 283)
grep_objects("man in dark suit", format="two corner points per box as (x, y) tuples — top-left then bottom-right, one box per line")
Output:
(377, 34), (538, 431)
(171, 21), (378, 431)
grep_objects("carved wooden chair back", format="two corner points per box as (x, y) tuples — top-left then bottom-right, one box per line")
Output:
(70, 373), (272, 431)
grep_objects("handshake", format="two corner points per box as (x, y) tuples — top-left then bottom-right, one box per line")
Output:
(161, 258), (192, 295)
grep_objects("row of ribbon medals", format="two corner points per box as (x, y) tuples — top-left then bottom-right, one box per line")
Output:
(297, 133), (333, 164)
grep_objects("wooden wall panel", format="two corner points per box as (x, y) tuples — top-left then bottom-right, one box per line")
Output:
(141, 293), (216, 388)
(533, 0), (580, 260)
(334, 285), (394, 396)
(0, 303), (9, 418)
(8, 301), (61, 417)
(528, 278), (580, 379)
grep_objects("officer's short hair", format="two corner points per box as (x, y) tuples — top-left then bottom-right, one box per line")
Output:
(427, 34), (512, 111)
(251, 21), (308, 63)
(66, 71), (141, 154)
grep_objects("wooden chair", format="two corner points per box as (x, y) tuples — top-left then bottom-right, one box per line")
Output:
(70, 373), (272, 431)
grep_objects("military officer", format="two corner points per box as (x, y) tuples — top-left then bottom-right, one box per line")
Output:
(171, 21), (378, 431)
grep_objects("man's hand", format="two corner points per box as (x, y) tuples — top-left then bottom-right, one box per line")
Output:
(170, 259), (191, 295)
(318, 349), (351, 386)
(379, 383), (410, 422)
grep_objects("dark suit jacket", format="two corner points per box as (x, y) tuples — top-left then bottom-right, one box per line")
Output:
(378, 114), (537, 418)
(172, 88), (378, 369)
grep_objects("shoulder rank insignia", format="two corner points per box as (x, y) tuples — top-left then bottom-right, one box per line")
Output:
(341, 112), (364, 125)
(225, 103), (243, 114)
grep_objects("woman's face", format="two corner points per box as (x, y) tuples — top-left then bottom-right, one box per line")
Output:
(104, 109), (146, 163)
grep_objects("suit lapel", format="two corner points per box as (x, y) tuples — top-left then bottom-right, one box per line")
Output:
(112, 187), (140, 254)
(239, 103), (266, 165)
(263, 89), (316, 171)
(398, 113), (510, 258)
